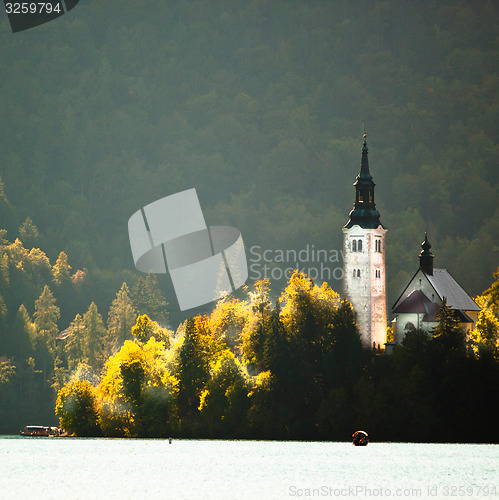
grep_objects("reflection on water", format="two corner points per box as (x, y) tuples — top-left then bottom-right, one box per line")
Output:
(0, 437), (497, 500)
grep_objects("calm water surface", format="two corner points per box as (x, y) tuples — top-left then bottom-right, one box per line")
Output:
(0, 437), (497, 499)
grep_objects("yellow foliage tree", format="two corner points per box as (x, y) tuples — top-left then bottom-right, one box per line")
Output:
(470, 295), (499, 361)
(97, 338), (175, 437)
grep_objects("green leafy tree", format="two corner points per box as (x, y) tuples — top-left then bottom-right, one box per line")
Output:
(176, 317), (210, 434)
(278, 271), (341, 435)
(55, 380), (100, 436)
(321, 299), (362, 391)
(199, 353), (250, 438)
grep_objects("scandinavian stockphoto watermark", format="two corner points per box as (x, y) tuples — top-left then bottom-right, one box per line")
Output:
(128, 188), (248, 311)
(3, 0), (79, 33)
(249, 244), (344, 282)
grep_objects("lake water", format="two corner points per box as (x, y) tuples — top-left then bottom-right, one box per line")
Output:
(0, 437), (497, 499)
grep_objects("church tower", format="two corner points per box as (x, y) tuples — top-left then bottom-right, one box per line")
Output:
(342, 134), (387, 348)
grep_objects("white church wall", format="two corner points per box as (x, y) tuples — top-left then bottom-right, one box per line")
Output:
(343, 224), (387, 348)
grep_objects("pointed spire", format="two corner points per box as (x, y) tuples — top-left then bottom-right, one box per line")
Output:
(360, 133), (372, 179)
(343, 134), (383, 230)
(419, 232), (434, 275)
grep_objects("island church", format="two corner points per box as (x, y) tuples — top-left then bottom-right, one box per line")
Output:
(342, 136), (480, 350)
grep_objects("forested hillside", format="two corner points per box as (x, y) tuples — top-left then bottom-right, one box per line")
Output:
(1, 0), (498, 305)
(0, 0), (498, 432)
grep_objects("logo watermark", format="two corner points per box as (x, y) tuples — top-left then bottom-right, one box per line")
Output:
(249, 244), (344, 282)
(128, 188), (248, 311)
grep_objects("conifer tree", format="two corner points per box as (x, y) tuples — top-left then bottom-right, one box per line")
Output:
(18, 216), (39, 248)
(52, 251), (71, 286)
(106, 282), (137, 354)
(131, 274), (168, 325)
(81, 302), (106, 370)
(33, 285), (60, 392)
(431, 298), (466, 361)
(64, 314), (84, 371)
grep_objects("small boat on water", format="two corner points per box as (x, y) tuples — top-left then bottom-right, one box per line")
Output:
(352, 430), (369, 446)
(20, 425), (65, 437)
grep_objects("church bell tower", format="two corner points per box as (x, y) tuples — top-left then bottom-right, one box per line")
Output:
(342, 134), (387, 348)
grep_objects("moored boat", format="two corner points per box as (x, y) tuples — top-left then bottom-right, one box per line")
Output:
(20, 425), (64, 437)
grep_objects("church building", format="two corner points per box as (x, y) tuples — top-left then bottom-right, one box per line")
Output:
(342, 135), (387, 349)
(391, 234), (481, 344)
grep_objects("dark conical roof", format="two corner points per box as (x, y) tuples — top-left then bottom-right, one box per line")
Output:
(419, 232), (434, 275)
(344, 134), (384, 230)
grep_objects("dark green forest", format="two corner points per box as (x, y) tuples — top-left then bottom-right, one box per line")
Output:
(0, 0), (498, 437)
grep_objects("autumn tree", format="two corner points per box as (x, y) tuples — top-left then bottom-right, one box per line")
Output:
(470, 267), (499, 361)
(97, 338), (175, 437)
(131, 314), (171, 347)
(209, 297), (248, 356)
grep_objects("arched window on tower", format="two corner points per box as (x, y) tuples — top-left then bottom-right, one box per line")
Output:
(352, 240), (357, 252)
(357, 239), (363, 252)
(357, 269), (361, 277)
(353, 269), (356, 278)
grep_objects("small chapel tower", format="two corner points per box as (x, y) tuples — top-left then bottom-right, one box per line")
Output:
(342, 134), (387, 348)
